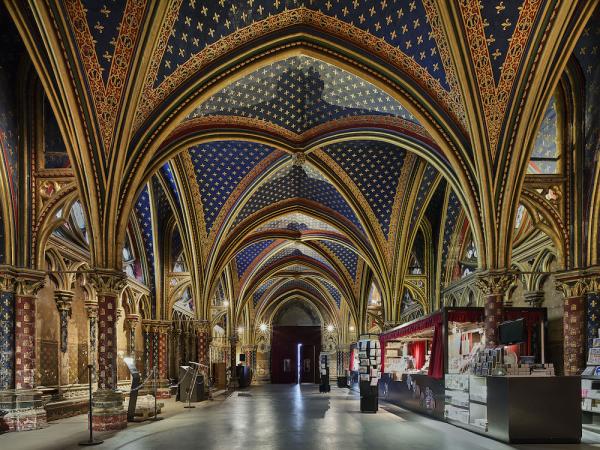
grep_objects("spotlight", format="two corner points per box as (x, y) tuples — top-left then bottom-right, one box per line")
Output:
(237, 326), (244, 334)
(259, 323), (268, 332)
(349, 325), (355, 332)
(223, 300), (229, 307)
(326, 324), (335, 332)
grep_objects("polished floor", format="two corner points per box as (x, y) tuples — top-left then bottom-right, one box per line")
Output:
(3, 384), (600, 450)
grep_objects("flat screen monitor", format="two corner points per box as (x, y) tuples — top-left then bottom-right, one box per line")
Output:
(499, 318), (525, 345)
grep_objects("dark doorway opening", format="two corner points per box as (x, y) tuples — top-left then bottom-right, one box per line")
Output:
(271, 326), (321, 384)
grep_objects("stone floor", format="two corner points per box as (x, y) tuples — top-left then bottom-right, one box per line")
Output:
(2, 384), (600, 450)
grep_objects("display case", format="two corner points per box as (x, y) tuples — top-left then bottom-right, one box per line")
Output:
(378, 307), (580, 443)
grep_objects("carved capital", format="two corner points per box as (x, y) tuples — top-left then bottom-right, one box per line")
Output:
(54, 290), (74, 313)
(88, 269), (127, 297)
(555, 276), (589, 298)
(14, 269), (46, 297)
(125, 314), (140, 329)
(476, 270), (517, 296)
(85, 301), (99, 318)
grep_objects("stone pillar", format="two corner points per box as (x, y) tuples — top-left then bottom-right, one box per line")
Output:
(172, 327), (181, 375)
(524, 291), (545, 307)
(142, 321), (153, 378)
(476, 270), (516, 347)
(54, 290), (74, 386)
(88, 271), (127, 431)
(0, 269), (47, 432)
(84, 301), (99, 384)
(556, 274), (589, 376)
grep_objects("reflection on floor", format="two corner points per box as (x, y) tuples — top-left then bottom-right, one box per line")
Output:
(2, 384), (600, 450)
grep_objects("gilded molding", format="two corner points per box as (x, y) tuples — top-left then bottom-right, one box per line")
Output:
(88, 270), (127, 297)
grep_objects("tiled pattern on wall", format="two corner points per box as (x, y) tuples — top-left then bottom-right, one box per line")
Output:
(0, 291), (14, 389)
(15, 295), (36, 389)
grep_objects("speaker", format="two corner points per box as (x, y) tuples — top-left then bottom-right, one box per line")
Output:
(239, 353), (246, 362)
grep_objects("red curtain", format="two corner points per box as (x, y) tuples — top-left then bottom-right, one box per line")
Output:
(428, 322), (444, 379)
(412, 341), (426, 369)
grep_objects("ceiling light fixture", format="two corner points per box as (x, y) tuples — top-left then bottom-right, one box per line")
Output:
(259, 323), (268, 332)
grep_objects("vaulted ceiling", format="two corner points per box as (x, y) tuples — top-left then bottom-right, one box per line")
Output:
(5, 0), (594, 330)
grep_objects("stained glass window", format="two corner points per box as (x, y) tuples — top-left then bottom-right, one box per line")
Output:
(528, 96), (560, 174)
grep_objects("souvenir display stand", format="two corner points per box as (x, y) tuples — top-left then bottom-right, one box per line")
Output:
(582, 330), (600, 423)
(378, 307), (581, 443)
(348, 342), (360, 392)
(358, 335), (381, 413)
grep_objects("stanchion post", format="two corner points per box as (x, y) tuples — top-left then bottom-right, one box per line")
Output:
(149, 366), (163, 421)
(79, 364), (103, 446)
(184, 364), (198, 409)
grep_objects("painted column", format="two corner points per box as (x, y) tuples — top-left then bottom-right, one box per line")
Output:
(54, 290), (74, 387)
(556, 274), (589, 376)
(196, 320), (210, 369)
(156, 324), (170, 399)
(0, 269), (47, 432)
(88, 271), (127, 431)
(476, 271), (516, 347)
(142, 321), (153, 378)
(84, 301), (99, 384)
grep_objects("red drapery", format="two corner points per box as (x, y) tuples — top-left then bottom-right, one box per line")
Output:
(411, 341), (426, 369)
(428, 322), (444, 379)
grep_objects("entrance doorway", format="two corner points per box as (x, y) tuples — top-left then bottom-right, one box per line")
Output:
(271, 326), (321, 383)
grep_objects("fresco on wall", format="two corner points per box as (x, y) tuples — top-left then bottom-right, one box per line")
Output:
(0, 5), (24, 237)
(43, 97), (70, 169)
(574, 7), (600, 258)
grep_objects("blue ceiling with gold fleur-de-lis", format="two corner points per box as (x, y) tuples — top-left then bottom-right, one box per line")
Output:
(134, 185), (156, 311)
(234, 161), (365, 233)
(479, 0), (526, 83)
(441, 188), (462, 278)
(253, 278), (277, 306)
(320, 240), (358, 280)
(160, 162), (182, 210)
(80, 0), (128, 84)
(409, 163), (439, 229)
(155, 1), (450, 91)
(574, 7), (600, 229)
(236, 239), (274, 278)
(189, 141), (277, 232)
(152, 176), (173, 235)
(318, 278), (342, 307)
(271, 278), (328, 305)
(323, 140), (407, 236)
(188, 56), (417, 134)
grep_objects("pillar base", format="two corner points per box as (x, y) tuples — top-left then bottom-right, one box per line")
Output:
(155, 381), (171, 399)
(0, 389), (47, 432)
(91, 389), (126, 431)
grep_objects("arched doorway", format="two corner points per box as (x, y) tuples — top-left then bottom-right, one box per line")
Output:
(270, 301), (321, 384)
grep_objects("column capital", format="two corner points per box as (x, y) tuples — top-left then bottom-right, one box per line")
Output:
(84, 301), (99, 318)
(555, 270), (590, 298)
(88, 269), (127, 297)
(7, 268), (46, 297)
(476, 269), (518, 295)
(124, 314), (140, 328)
(54, 290), (74, 312)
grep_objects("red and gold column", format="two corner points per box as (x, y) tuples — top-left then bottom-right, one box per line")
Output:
(89, 270), (127, 431)
(196, 320), (210, 369)
(0, 269), (47, 432)
(476, 270), (516, 348)
(156, 323), (170, 399)
(556, 273), (589, 376)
